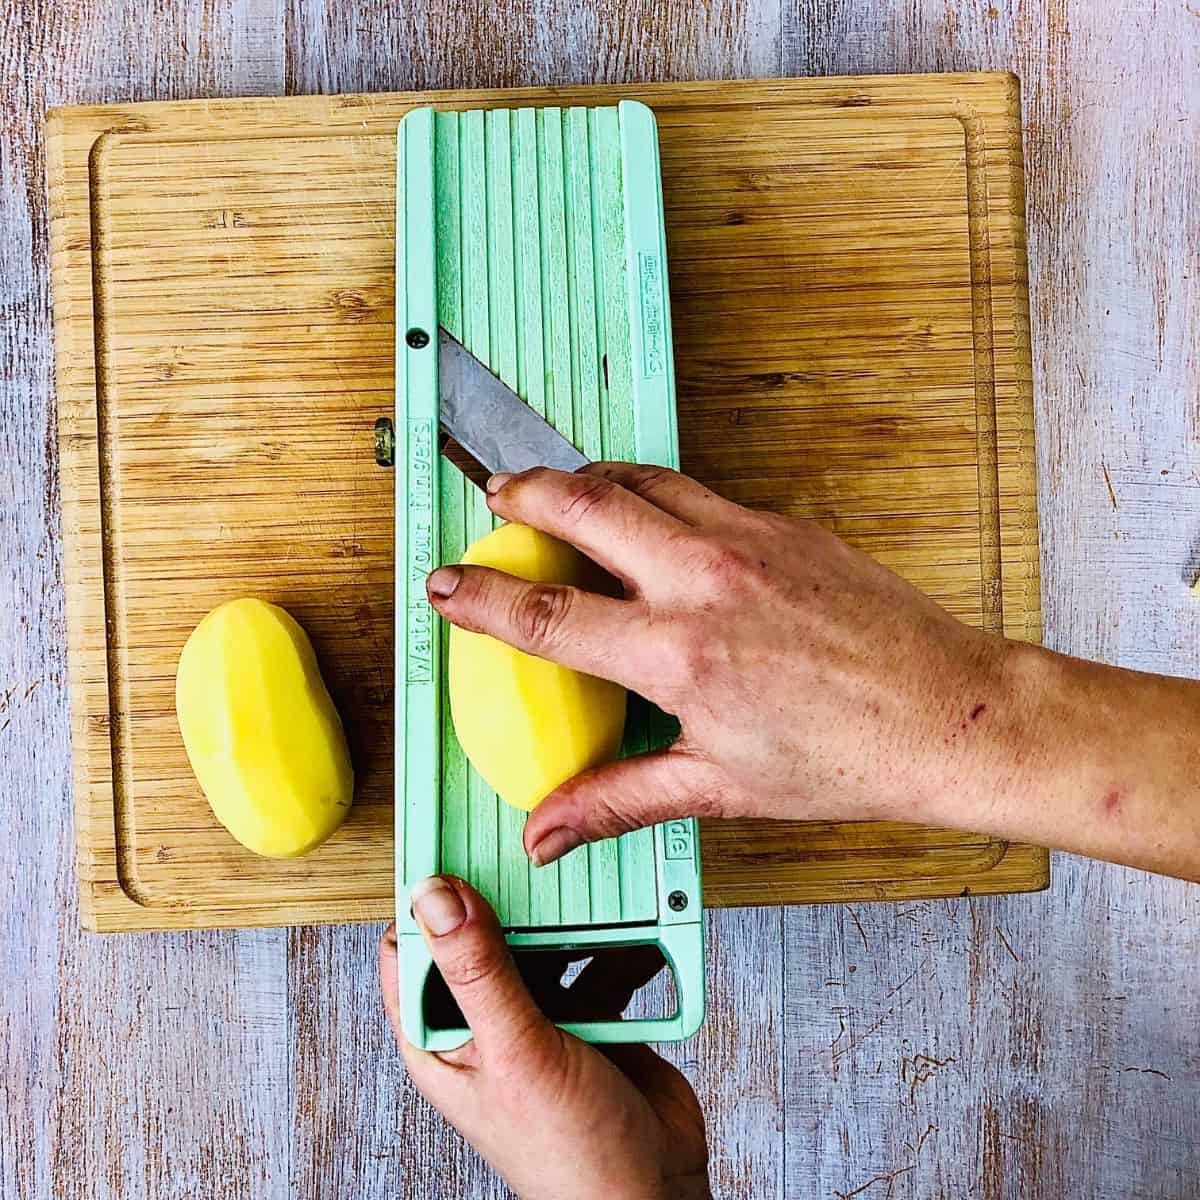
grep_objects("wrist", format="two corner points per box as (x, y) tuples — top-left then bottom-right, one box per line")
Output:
(911, 635), (1195, 868)
(907, 635), (1071, 835)
(980, 645), (1200, 877)
(978, 637), (1076, 826)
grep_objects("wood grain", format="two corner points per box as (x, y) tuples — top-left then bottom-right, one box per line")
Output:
(49, 74), (1045, 934)
(284, 0), (782, 94)
(784, 4), (1200, 1199)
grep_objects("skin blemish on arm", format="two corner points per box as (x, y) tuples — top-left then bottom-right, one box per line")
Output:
(1102, 788), (1123, 817)
(956, 704), (987, 734)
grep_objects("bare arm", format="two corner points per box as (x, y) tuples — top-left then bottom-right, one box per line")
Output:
(425, 464), (1200, 882)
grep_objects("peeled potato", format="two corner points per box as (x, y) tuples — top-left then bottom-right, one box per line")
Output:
(449, 523), (627, 811)
(175, 598), (353, 857)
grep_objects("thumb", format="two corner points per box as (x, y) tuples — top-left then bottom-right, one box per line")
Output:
(523, 748), (719, 866)
(409, 875), (559, 1061)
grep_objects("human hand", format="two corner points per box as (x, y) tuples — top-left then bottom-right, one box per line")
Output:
(381, 875), (710, 1200)
(425, 464), (1028, 864)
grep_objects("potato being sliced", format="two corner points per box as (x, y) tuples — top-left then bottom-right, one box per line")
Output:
(449, 523), (627, 812)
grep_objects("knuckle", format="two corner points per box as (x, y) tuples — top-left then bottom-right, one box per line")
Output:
(516, 465), (555, 491)
(449, 569), (500, 632)
(625, 465), (676, 499)
(511, 583), (573, 648)
(459, 566), (491, 606)
(557, 474), (617, 526)
(592, 793), (640, 838)
(681, 637), (716, 686)
(676, 535), (748, 590)
(659, 626), (710, 690)
(763, 510), (813, 550)
(443, 941), (503, 991)
(497, 466), (555, 509)
(660, 529), (707, 570)
(760, 509), (795, 535)
(685, 541), (761, 599)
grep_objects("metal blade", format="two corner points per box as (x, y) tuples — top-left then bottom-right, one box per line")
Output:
(438, 328), (589, 476)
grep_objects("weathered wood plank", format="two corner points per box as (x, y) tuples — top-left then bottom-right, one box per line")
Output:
(284, 0), (781, 94)
(287, 920), (513, 1199)
(0, 3), (288, 1198)
(783, 2), (1200, 1197)
(52, 929), (292, 1198)
(683, 909), (786, 1198)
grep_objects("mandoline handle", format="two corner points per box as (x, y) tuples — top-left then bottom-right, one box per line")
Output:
(398, 921), (704, 1052)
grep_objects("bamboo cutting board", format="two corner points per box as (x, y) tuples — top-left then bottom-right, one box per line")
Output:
(48, 74), (1046, 933)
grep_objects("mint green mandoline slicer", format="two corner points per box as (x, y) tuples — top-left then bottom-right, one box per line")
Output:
(393, 100), (704, 1051)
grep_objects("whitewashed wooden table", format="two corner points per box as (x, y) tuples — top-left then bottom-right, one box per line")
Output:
(3, 3), (1198, 1197)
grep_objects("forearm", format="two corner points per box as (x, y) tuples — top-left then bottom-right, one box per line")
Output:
(911, 640), (1200, 881)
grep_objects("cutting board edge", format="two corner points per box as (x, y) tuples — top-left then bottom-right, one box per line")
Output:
(76, 840), (1051, 933)
(44, 70), (1025, 132)
(49, 98), (113, 937)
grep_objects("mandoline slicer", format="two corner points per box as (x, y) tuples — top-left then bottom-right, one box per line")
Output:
(393, 100), (704, 1051)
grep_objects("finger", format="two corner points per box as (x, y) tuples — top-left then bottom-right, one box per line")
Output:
(523, 747), (722, 866)
(380, 922), (481, 1111)
(409, 875), (560, 1062)
(600, 1043), (683, 1096)
(484, 466), (694, 588)
(379, 922), (404, 1045)
(600, 1044), (708, 1136)
(426, 565), (665, 697)
(580, 462), (746, 531)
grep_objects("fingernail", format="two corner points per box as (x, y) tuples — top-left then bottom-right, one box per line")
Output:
(529, 827), (583, 867)
(427, 566), (462, 598)
(410, 876), (467, 936)
(486, 472), (513, 495)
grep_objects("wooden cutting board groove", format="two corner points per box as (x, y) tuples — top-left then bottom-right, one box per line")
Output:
(48, 74), (1046, 932)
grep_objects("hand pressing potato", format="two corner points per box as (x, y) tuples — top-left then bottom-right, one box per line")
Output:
(427, 464), (1200, 883)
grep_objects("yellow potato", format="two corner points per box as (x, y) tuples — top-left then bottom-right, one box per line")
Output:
(175, 598), (353, 857)
(450, 523), (627, 811)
